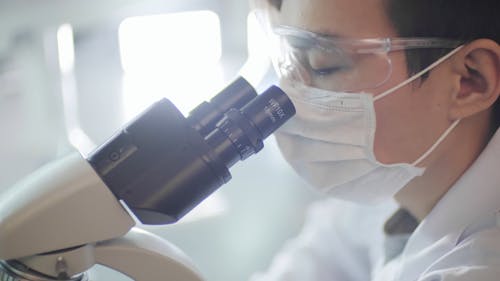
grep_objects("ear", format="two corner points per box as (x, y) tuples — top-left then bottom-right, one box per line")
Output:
(448, 39), (500, 120)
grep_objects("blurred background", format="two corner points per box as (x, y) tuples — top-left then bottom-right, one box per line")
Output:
(0, 0), (319, 280)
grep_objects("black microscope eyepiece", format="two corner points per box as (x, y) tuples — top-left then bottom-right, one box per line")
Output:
(187, 77), (257, 137)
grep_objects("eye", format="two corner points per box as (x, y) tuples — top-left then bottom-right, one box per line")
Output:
(311, 66), (347, 77)
(307, 49), (352, 77)
(310, 61), (352, 77)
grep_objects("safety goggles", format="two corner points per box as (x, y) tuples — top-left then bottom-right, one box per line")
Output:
(271, 25), (463, 92)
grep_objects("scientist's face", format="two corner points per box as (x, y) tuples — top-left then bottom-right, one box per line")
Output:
(276, 0), (454, 165)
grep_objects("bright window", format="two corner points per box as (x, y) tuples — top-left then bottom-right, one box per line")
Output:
(238, 12), (272, 88)
(119, 10), (224, 119)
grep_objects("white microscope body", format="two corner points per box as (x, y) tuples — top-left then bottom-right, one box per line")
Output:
(0, 152), (204, 281)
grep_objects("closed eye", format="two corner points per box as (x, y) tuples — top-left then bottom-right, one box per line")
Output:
(311, 66), (348, 77)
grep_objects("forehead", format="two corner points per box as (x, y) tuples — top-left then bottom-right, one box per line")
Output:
(279, 0), (397, 38)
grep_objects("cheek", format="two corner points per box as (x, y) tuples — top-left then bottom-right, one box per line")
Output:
(373, 89), (422, 164)
(372, 81), (451, 165)
(371, 54), (436, 164)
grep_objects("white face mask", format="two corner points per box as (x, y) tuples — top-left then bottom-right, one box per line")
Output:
(275, 47), (463, 204)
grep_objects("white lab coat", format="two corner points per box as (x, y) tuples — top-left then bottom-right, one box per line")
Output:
(251, 128), (500, 281)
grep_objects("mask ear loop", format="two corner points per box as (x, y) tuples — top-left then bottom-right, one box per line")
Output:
(411, 119), (460, 166)
(373, 46), (464, 102)
(372, 45), (464, 166)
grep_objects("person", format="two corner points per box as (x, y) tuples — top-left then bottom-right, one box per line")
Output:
(249, 0), (500, 280)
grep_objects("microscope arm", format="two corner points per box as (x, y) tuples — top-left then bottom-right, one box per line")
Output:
(0, 152), (135, 260)
(94, 228), (204, 281)
(0, 151), (204, 281)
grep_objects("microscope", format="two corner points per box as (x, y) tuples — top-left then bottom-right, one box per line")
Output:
(0, 77), (295, 281)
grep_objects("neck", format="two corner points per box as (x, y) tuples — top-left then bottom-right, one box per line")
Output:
(394, 112), (492, 221)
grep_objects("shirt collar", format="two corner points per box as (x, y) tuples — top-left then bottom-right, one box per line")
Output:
(404, 127), (500, 252)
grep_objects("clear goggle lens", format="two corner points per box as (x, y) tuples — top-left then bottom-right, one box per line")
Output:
(268, 25), (463, 93)
(272, 27), (392, 92)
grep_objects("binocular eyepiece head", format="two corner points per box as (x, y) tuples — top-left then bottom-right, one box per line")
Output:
(88, 76), (296, 224)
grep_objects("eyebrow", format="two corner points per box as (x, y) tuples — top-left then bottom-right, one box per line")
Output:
(307, 28), (345, 39)
(276, 24), (346, 41)
(304, 27), (344, 39)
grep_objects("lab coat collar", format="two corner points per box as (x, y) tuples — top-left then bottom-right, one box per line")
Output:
(397, 128), (500, 279)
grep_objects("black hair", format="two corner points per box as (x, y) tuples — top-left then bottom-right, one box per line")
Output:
(384, 0), (500, 130)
